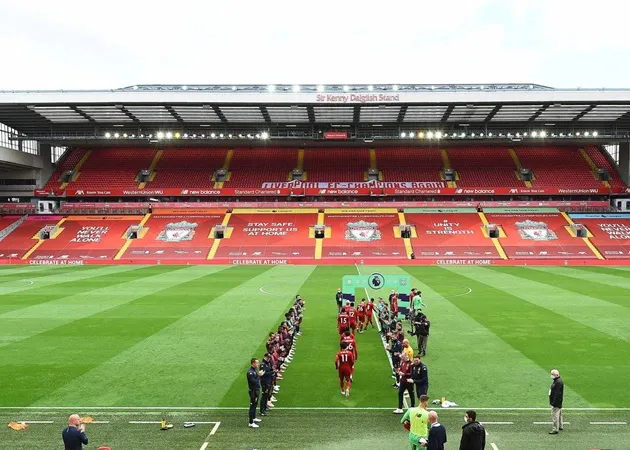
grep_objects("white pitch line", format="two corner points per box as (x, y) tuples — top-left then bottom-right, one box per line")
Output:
(2, 406), (630, 411)
(90, 421), (110, 424)
(490, 444), (500, 450)
(481, 422), (513, 425)
(533, 422), (571, 425)
(129, 421), (162, 424)
(590, 421), (627, 425)
(199, 422), (221, 450)
(19, 420), (54, 424)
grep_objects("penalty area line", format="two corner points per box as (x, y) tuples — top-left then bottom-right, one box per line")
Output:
(199, 422), (221, 450)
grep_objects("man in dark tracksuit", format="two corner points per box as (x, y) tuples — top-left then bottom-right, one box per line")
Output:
(412, 314), (431, 356)
(335, 289), (344, 313)
(412, 356), (429, 398)
(388, 338), (403, 385)
(549, 369), (564, 434)
(259, 353), (274, 416)
(247, 358), (262, 428)
(459, 410), (486, 450)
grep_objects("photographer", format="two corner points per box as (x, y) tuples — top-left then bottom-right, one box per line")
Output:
(411, 312), (431, 357)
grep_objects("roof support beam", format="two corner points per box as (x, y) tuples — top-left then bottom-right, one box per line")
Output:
(117, 106), (139, 123)
(212, 106), (228, 123)
(572, 104), (596, 122)
(70, 106), (95, 123)
(484, 105), (502, 123)
(529, 104), (549, 122)
(441, 105), (455, 123)
(260, 106), (271, 123)
(165, 105), (183, 123)
(353, 106), (361, 123)
(307, 105), (315, 123)
(397, 105), (408, 123)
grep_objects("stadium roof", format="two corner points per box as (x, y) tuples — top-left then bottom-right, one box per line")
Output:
(1, 84), (630, 143)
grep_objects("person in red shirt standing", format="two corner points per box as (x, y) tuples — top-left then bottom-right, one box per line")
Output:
(356, 299), (367, 333)
(337, 307), (350, 335)
(390, 293), (399, 317)
(346, 302), (357, 333)
(335, 341), (355, 397)
(365, 298), (376, 329)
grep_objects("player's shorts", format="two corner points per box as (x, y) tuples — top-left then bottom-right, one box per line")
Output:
(339, 326), (349, 334)
(357, 315), (366, 322)
(349, 321), (357, 328)
(338, 366), (353, 381)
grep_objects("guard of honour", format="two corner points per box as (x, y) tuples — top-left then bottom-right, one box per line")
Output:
(244, 288), (566, 446)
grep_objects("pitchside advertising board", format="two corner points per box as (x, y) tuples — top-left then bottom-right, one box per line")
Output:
(56, 183), (622, 197)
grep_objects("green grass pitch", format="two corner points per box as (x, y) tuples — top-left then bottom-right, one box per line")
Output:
(1, 264), (629, 449)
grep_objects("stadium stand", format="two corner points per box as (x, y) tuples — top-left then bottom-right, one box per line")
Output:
(226, 148), (297, 187)
(65, 148), (156, 190)
(148, 148), (227, 188)
(447, 146), (521, 187)
(583, 145), (627, 189)
(375, 147), (443, 183)
(214, 211), (316, 259)
(42, 148), (87, 191)
(304, 148), (370, 182)
(568, 214), (630, 259)
(120, 211), (225, 260)
(0, 216), (64, 259)
(515, 146), (603, 189)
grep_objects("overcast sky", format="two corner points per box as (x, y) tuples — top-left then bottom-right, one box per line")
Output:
(1, 0), (628, 90)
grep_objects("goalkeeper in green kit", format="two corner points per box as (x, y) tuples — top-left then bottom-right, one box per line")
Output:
(401, 394), (430, 449)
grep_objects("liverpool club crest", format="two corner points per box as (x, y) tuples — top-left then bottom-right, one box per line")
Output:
(515, 220), (557, 241)
(345, 220), (381, 242)
(156, 221), (198, 242)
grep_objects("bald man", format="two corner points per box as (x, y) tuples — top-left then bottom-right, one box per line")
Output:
(62, 414), (88, 450)
(422, 411), (447, 450)
(549, 369), (564, 434)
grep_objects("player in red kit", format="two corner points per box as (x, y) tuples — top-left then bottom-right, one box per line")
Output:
(346, 302), (357, 333)
(335, 341), (355, 397)
(356, 299), (366, 333)
(365, 298), (376, 329)
(390, 293), (399, 317)
(337, 307), (350, 335)
(341, 330), (358, 361)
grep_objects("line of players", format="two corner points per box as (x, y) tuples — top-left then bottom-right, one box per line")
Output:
(334, 296), (376, 397)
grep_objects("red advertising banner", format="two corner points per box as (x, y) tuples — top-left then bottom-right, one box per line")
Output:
(62, 186), (616, 197)
(323, 131), (348, 140)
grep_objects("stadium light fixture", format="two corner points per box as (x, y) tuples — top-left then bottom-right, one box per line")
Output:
(317, 85), (325, 92)
(268, 84), (275, 92)
(182, 85), (188, 91)
(531, 131), (538, 138)
(584, 131), (590, 137)
(114, 132), (120, 138)
(293, 85), (300, 92)
(436, 131), (443, 139)
(131, 134), (136, 138)
(211, 133), (217, 138)
(576, 132), (581, 136)
(166, 132), (173, 139)
(559, 133), (565, 137)
(540, 130), (547, 137)
(247, 133), (253, 139)
(132, 85), (138, 90)
(192, 134), (197, 138)
(139, 134), (144, 138)
(479, 133), (484, 138)
(232, 86), (237, 91)
(522, 132), (528, 137)
(488, 132), (493, 137)
(228, 133), (233, 138)
(418, 131), (425, 139)
(471, 132), (476, 137)
(593, 131), (598, 137)
(408, 132), (415, 138)
(157, 131), (164, 139)
(427, 131), (434, 139)
(460, 132), (466, 138)
(255, 133), (261, 139)
(201, 134), (205, 138)
(219, 133), (224, 138)
(261, 131), (270, 140)
(183, 133), (188, 138)
(174, 132), (181, 139)
(400, 132), (407, 138)
(148, 134), (153, 139)
(343, 85), (349, 92)
(367, 85), (373, 91)
(392, 84), (399, 91)
(123, 133), (128, 138)
(238, 133), (244, 138)
(105, 132), (111, 138)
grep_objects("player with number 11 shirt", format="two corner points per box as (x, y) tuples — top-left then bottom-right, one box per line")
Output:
(335, 341), (355, 397)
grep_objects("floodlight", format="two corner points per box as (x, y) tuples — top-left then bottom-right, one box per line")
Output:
(174, 132), (181, 139)
(400, 132), (407, 138)
(123, 133), (128, 138)
(559, 133), (565, 137)
(392, 84), (399, 91)
(436, 131), (443, 139)
(479, 133), (484, 137)
(165, 132), (172, 139)
(247, 133), (253, 139)
(183, 133), (189, 138)
(211, 133), (216, 138)
(540, 130), (547, 137)
(232, 86), (237, 91)
(182, 85), (188, 90)
(219, 133), (224, 138)
(523, 132), (528, 137)
(427, 131), (434, 139)
(317, 85), (325, 92)
(471, 132), (476, 137)
(139, 134), (144, 138)
(114, 133), (120, 138)
(293, 85), (300, 92)
(584, 131), (590, 137)
(367, 85), (373, 91)
(460, 132), (465, 138)
(261, 131), (270, 140)
(157, 131), (164, 139)
(228, 134), (233, 138)
(201, 134), (205, 138)
(488, 132), (493, 137)
(105, 132), (111, 138)
(418, 131), (425, 139)
(531, 131), (538, 137)
(255, 133), (260, 139)
(192, 134), (197, 138)
(343, 85), (349, 92)
(593, 131), (598, 137)
(408, 132), (415, 138)
(239, 134), (244, 138)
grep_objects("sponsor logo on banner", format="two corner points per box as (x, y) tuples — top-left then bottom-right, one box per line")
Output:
(262, 181), (445, 189)
(345, 220), (381, 242)
(156, 221), (198, 242)
(516, 220), (557, 241)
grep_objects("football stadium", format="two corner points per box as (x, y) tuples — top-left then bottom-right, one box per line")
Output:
(1, 81), (630, 450)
